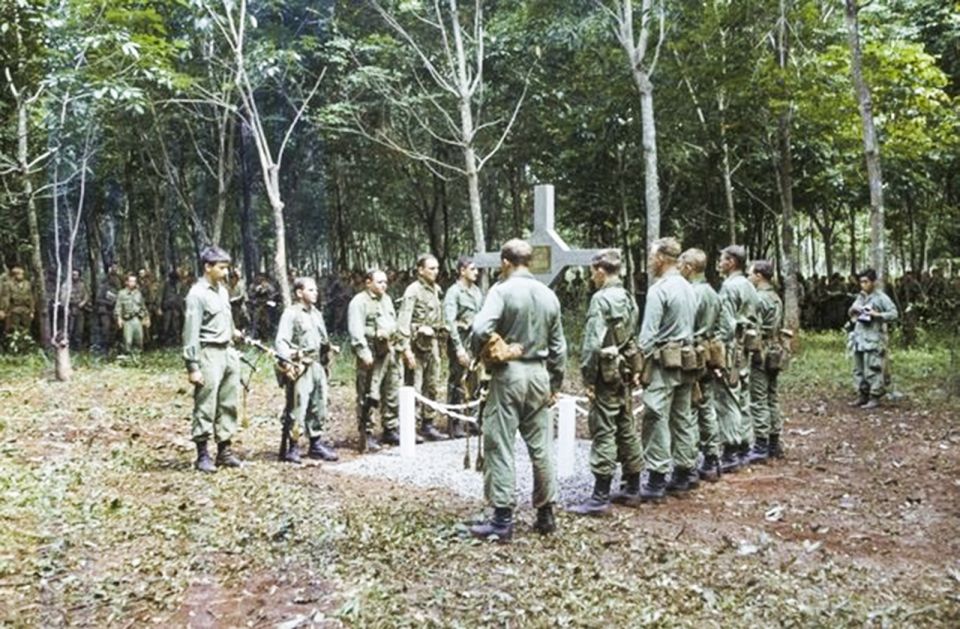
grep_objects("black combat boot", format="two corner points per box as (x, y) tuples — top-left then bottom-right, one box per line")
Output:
(639, 470), (666, 503)
(744, 438), (770, 465)
(361, 433), (381, 453)
(194, 440), (216, 473)
(381, 428), (400, 446)
(534, 504), (556, 535)
(685, 467), (701, 490)
(469, 507), (514, 542)
(768, 433), (784, 459)
(737, 441), (751, 466)
(666, 468), (691, 494)
(849, 391), (869, 407)
(698, 454), (721, 482)
(216, 441), (242, 468)
(448, 419), (466, 439)
(308, 436), (339, 462)
(570, 475), (612, 516)
(420, 421), (446, 442)
(860, 395), (881, 410)
(611, 471), (642, 505)
(720, 444), (741, 474)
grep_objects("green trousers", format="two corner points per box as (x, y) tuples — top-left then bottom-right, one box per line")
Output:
(356, 351), (400, 433)
(446, 340), (468, 405)
(122, 318), (143, 354)
(412, 338), (441, 425)
(191, 345), (240, 444)
(640, 365), (697, 474)
(695, 374), (721, 458)
(737, 356), (753, 445)
(588, 381), (643, 477)
(483, 361), (556, 510)
(714, 372), (742, 447)
(853, 350), (885, 397)
(749, 363), (780, 440)
(286, 361), (328, 438)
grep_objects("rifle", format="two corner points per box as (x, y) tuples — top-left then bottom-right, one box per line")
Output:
(461, 357), (489, 471)
(240, 333), (308, 385)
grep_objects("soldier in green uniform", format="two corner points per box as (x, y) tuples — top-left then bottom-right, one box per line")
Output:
(715, 245), (760, 472)
(442, 256), (484, 438)
(115, 273), (148, 356)
(636, 238), (698, 501)
(60, 269), (90, 348)
(96, 267), (121, 352)
(848, 268), (898, 409)
(275, 277), (339, 463)
(468, 239), (567, 542)
(348, 269), (402, 451)
(398, 254), (447, 441)
(182, 246), (243, 473)
(743, 260), (784, 462)
(0, 266), (35, 337)
(570, 249), (644, 515)
(679, 248), (725, 482)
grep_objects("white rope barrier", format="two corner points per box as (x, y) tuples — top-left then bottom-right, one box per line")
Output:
(412, 391), (480, 424)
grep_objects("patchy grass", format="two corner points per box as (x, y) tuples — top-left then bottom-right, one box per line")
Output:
(1, 333), (958, 625)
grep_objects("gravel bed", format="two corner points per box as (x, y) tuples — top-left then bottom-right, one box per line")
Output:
(329, 435), (602, 506)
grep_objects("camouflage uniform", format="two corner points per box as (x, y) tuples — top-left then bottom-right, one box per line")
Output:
(849, 289), (898, 400)
(1, 274), (35, 336)
(397, 278), (447, 433)
(348, 288), (401, 437)
(580, 277), (643, 479)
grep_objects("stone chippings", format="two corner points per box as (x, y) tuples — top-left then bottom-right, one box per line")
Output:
(329, 435), (597, 505)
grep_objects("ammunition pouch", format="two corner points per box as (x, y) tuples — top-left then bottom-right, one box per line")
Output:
(765, 344), (787, 372)
(660, 342), (683, 369)
(371, 334), (391, 358)
(680, 345), (699, 372)
(706, 338), (726, 369)
(599, 346), (621, 385)
(414, 325), (438, 352)
(742, 328), (760, 352)
(694, 343), (708, 370)
(622, 339), (644, 379)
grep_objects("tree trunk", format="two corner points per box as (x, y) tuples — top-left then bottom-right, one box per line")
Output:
(18, 98), (50, 346)
(845, 0), (886, 286)
(775, 0), (800, 333)
(239, 120), (258, 283)
(634, 71), (661, 282)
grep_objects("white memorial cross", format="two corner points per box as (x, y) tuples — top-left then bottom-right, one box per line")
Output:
(472, 184), (606, 286)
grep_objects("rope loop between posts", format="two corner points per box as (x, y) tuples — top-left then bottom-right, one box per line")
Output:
(411, 391), (480, 424)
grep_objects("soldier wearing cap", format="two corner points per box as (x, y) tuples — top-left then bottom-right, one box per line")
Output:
(715, 244), (760, 472)
(442, 255), (484, 437)
(570, 249), (644, 515)
(182, 246), (243, 472)
(847, 268), (898, 409)
(397, 253), (447, 441)
(115, 272), (148, 356)
(635, 237), (699, 501)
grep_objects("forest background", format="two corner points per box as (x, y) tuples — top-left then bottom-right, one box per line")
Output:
(1, 0), (958, 340)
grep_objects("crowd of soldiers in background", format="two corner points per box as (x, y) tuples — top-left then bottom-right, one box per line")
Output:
(0, 260), (957, 353)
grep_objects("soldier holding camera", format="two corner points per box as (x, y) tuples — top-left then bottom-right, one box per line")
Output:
(848, 268), (898, 409)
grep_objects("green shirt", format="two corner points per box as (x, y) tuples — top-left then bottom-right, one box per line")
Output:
(638, 267), (696, 355)
(2, 278), (34, 313)
(443, 280), (484, 352)
(469, 268), (567, 392)
(717, 270), (759, 343)
(848, 289), (898, 352)
(276, 302), (328, 360)
(580, 277), (638, 384)
(182, 276), (234, 373)
(114, 288), (146, 320)
(397, 278), (444, 351)
(689, 275), (723, 341)
(347, 289), (398, 364)
(756, 283), (783, 339)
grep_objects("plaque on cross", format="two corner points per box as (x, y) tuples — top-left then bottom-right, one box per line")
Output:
(473, 184), (607, 286)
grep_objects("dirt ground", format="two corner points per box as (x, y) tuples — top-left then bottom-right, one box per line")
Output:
(1, 346), (958, 626)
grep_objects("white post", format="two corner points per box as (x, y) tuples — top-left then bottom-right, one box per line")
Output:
(557, 396), (576, 479)
(399, 386), (416, 458)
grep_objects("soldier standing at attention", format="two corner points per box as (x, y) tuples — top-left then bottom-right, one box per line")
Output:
(468, 239), (567, 542)
(183, 246), (243, 473)
(275, 277), (339, 463)
(397, 254), (447, 441)
(1, 265), (35, 337)
(678, 248), (726, 482)
(61, 269), (90, 348)
(96, 267), (121, 351)
(635, 238), (698, 501)
(848, 268), (898, 409)
(442, 255), (484, 438)
(348, 269), (402, 451)
(744, 260), (784, 463)
(570, 249), (644, 515)
(115, 273), (148, 356)
(715, 245), (760, 472)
